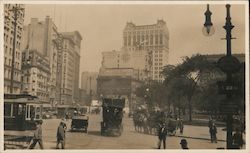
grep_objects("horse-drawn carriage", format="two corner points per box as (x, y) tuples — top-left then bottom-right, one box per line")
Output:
(133, 108), (179, 136)
(100, 98), (125, 136)
(166, 118), (178, 136)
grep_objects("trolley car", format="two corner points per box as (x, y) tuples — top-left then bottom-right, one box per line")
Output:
(4, 94), (43, 131)
(4, 94), (43, 149)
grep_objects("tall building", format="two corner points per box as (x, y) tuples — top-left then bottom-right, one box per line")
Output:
(21, 49), (50, 103)
(97, 68), (143, 113)
(81, 71), (98, 97)
(60, 31), (82, 104)
(101, 49), (149, 81)
(122, 20), (169, 81)
(21, 16), (60, 105)
(4, 4), (25, 94)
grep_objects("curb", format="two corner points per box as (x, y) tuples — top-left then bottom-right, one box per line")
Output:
(174, 135), (226, 142)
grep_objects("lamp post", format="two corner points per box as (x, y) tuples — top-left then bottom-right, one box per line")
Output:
(203, 4), (241, 149)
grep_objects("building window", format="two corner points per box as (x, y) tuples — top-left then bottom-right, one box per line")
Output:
(124, 36), (127, 46)
(128, 35), (131, 46)
(160, 34), (163, 44)
(137, 35), (140, 44)
(5, 45), (8, 54)
(4, 103), (11, 117)
(133, 35), (136, 46)
(155, 34), (158, 44)
(150, 35), (153, 45)
(9, 48), (12, 55)
(146, 35), (149, 45)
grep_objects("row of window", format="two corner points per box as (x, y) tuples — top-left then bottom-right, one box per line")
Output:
(4, 85), (20, 94)
(155, 58), (163, 62)
(4, 103), (41, 120)
(4, 45), (21, 59)
(124, 33), (164, 46)
(4, 68), (20, 81)
(124, 29), (164, 35)
(154, 54), (163, 58)
(4, 57), (20, 69)
(154, 63), (163, 66)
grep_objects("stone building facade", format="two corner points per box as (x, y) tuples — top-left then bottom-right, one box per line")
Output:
(4, 4), (25, 94)
(122, 20), (169, 81)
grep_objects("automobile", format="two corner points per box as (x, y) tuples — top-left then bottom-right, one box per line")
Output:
(71, 115), (89, 133)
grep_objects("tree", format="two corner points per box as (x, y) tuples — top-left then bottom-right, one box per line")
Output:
(135, 80), (168, 110)
(162, 54), (217, 121)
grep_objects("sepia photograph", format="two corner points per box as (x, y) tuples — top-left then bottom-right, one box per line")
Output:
(1, 0), (249, 151)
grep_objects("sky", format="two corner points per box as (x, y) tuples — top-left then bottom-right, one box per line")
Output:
(23, 3), (246, 73)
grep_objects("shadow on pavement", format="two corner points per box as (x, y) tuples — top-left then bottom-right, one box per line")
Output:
(87, 131), (101, 136)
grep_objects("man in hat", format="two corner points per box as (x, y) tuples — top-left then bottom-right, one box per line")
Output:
(56, 121), (66, 149)
(61, 118), (67, 131)
(157, 122), (167, 149)
(29, 120), (44, 149)
(180, 139), (189, 149)
(232, 128), (244, 149)
(210, 123), (217, 143)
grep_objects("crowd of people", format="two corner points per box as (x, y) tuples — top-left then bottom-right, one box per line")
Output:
(27, 109), (244, 149)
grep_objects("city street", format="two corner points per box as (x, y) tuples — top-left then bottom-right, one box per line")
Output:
(3, 3), (247, 151)
(39, 114), (227, 149)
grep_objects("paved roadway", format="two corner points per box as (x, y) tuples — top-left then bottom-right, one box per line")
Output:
(39, 114), (229, 149)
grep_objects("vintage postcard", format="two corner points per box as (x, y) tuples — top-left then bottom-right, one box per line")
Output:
(0, 0), (249, 152)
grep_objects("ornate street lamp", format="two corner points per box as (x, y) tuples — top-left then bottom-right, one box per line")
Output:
(203, 4), (241, 149)
(203, 4), (215, 36)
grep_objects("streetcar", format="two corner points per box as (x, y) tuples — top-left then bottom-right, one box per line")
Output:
(4, 94), (43, 149)
(4, 94), (43, 131)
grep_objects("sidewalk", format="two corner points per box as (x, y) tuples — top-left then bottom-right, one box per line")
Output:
(175, 125), (226, 142)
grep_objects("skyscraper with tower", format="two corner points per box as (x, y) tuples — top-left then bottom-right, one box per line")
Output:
(122, 19), (169, 81)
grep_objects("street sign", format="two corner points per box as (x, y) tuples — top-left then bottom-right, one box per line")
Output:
(219, 102), (239, 115)
(217, 81), (240, 94)
(217, 56), (241, 73)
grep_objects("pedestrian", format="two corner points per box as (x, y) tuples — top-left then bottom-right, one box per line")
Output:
(209, 123), (217, 143)
(232, 128), (244, 149)
(65, 112), (69, 121)
(180, 139), (189, 149)
(157, 122), (167, 149)
(208, 116), (213, 128)
(29, 120), (44, 149)
(56, 121), (66, 149)
(178, 119), (184, 135)
(61, 118), (67, 131)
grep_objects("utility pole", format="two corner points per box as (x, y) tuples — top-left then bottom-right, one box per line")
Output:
(8, 4), (24, 93)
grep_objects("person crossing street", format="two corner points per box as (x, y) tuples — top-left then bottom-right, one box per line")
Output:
(56, 121), (66, 149)
(157, 122), (168, 149)
(29, 120), (44, 149)
(209, 123), (217, 143)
